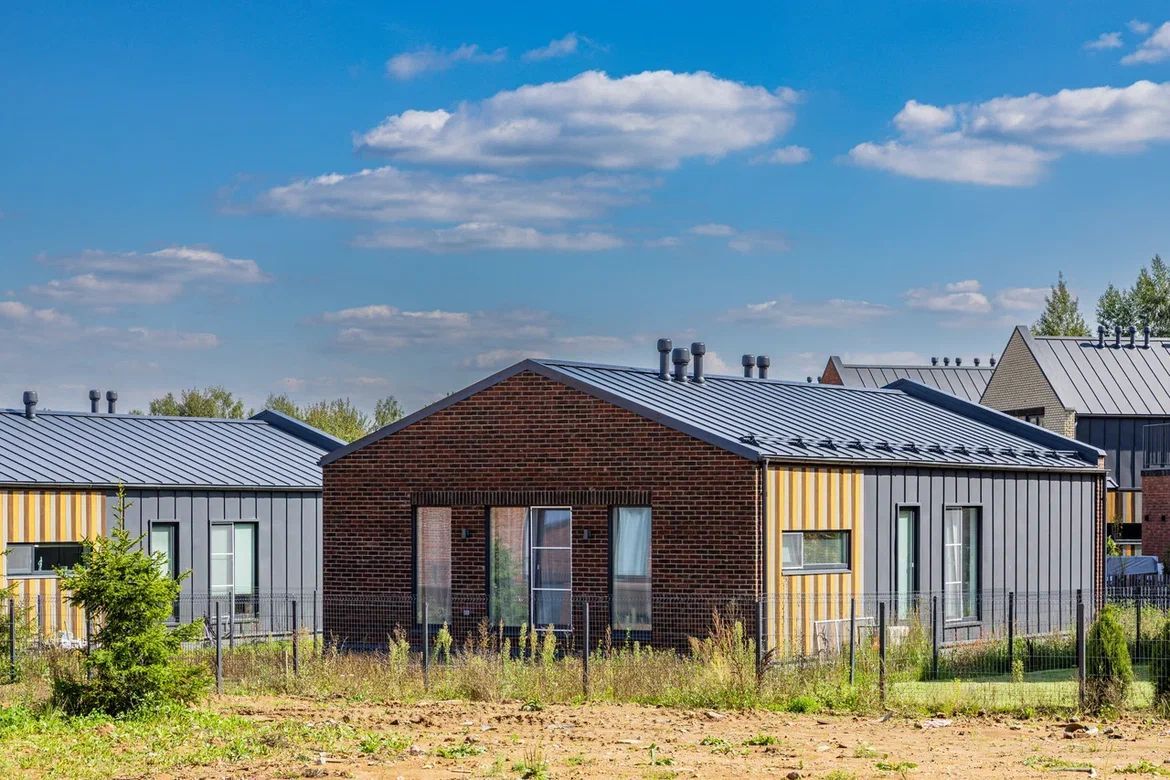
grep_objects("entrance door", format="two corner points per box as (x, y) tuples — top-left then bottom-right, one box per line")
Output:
(895, 507), (919, 619)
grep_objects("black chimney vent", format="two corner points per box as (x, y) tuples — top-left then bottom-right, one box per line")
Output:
(1145, 325), (1152, 349)
(990, 356), (996, 367)
(656, 338), (672, 381)
(22, 390), (37, 420)
(88, 389), (100, 414)
(690, 342), (706, 383)
(671, 347), (690, 383)
(943, 357), (950, 366)
(1115, 325), (1122, 348)
(974, 357), (981, 367)
(1129, 325), (1137, 348)
(1097, 325), (1105, 348)
(741, 354), (755, 378)
(105, 390), (118, 414)
(755, 355), (770, 379)
(930, 357), (938, 366)
(955, 357), (962, 367)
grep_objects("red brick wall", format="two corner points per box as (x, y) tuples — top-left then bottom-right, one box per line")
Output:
(1141, 470), (1170, 563)
(819, 359), (842, 385)
(323, 370), (761, 645)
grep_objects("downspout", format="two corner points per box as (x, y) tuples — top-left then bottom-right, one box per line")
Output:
(757, 458), (770, 661)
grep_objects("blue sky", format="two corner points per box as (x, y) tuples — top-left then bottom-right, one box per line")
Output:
(4, 2), (1170, 414)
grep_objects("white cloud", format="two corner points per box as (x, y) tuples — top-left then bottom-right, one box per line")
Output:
(32, 246), (268, 306)
(121, 327), (220, 350)
(353, 222), (623, 253)
(905, 280), (992, 313)
(386, 43), (507, 80)
(644, 236), (681, 248)
(850, 80), (1170, 185)
(522, 33), (580, 61)
(842, 350), (928, 366)
(752, 145), (812, 165)
(1123, 22), (1170, 64)
(259, 166), (644, 224)
(461, 348), (549, 369)
(724, 297), (891, 328)
(703, 350), (735, 375)
(0, 300), (74, 327)
(1130, 20), (1152, 35)
(356, 70), (799, 169)
(320, 305), (551, 352)
(689, 223), (736, 236)
(727, 231), (789, 253)
(995, 286), (1049, 311)
(1084, 32), (1123, 51)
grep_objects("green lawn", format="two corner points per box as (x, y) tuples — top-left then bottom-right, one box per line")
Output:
(892, 666), (1155, 711)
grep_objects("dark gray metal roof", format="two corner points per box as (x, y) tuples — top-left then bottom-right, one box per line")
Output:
(323, 358), (1102, 471)
(1018, 326), (1170, 416)
(826, 356), (993, 403)
(0, 408), (341, 489)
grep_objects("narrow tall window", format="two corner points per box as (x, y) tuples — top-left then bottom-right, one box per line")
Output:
(488, 507), (573, 628)
(944, 507), (980, 622)
(530, 508), (572, 628)
(895, 508), (918, 620)
(489, 508), (530, 626)
(211, 522), (258, 617)
(415, 507), (452, 624)
(612, 507), (651, 632)
(150, 523), (178, 579)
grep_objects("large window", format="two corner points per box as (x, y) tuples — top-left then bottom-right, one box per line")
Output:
(211, 522), (258, 618)
(611, 507), (651, 632)
(415, 507), (451, 624)
(944, 507), (980, 622)
(5, 543), (86, 576)
(782, 531), (850, 572)
(489, 507), (572, 628)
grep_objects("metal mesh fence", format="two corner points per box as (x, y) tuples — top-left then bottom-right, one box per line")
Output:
(3, 587), (1167, 713)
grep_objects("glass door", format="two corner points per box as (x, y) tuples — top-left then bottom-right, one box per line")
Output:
(895, 507), (918, 619)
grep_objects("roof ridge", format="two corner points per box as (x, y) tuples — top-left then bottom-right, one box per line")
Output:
(0, 408), (268, 424)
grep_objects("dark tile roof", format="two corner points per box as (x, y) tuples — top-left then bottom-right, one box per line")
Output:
(826, 356), (993, 403)
(323, 358), (1102, 471)
(0, 408), (342, 489)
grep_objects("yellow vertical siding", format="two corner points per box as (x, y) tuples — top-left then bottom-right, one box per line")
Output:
(0, 489), (106, 638)
(766, 465), (864, 656)
(1107, 489), (1139, 526)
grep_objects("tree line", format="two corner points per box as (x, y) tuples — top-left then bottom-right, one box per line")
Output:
(139, 387), (403, 443)
(1034, 255), (1170, 337)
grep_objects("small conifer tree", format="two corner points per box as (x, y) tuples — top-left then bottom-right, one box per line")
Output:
(1084, 605), (1133, 713)
(1033, 272), (1089, 337)
(51, 485), (208, 715)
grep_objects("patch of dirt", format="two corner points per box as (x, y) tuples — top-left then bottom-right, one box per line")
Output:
(195, 695), (1170, 778)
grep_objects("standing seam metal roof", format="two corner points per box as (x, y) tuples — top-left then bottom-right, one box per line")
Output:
(1019, 326), (1170, 415)
(827, 356), (993, 403)
(0, 409), (340, 488)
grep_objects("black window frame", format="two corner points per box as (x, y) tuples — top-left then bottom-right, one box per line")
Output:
(781, 530), (851, 574)
(4, 541), (87, 577)
(609, 505), (652, 638)
(413, 506), (453, 627)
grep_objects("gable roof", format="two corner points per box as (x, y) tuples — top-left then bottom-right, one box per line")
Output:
(1013, 325), (1170, 416)
(323, 358), (1103, 471)
(0, 408), (343, 490)
(824, 355), (993, 402)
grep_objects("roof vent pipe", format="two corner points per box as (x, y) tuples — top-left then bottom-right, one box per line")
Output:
(671, 347), (690, 383)
(741, 354), (755, 378)
(974, 357), (981, 367)
(88, 389), (100, 413)
(105, 390), (118, 414)
(1129, 325), (1137, 348)
(690, 342), (706, 383)
(943, 357), (950, 366)
(1098, 325), (1105, 348)
(955, 357), (962, 366)
(756, 355), (770, 379)
(656, 338), (673, 381)
(930, 357), (938, 366)
(990, 356), (996, 367)
(1115, 325), (1122, 348)
(22, 391), (37, 420)
(1145, 325), (1152, 349)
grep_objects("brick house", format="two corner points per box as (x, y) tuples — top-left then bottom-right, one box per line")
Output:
(322, 342), (1105, 653)
(981, 325), (1170, 555)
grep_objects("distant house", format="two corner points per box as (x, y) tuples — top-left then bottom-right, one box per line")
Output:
(981, 325), (1170, 554)
(821, 355), (996, 403)
(0, 390), (342, 639)
(321, 341), (1105, 654)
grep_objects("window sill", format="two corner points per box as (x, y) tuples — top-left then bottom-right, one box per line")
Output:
(5, 573), (65, 579)
(782, 568), (851, 576)
(944, 619), (981, 628)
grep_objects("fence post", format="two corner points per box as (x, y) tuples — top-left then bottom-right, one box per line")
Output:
(228, 590), (235, 650)
(36, 594), (42, 640)
(848, 597), (857, 686)
(755, 596), (765, 686)
(1076, 594), (1086, 711)
(1135, 589), (1143, 664)
(84, 610), (92, 681)
(931, 595), (939, 681)
(291, 599), (300, 677)
(422, 602), (430, 693)
(214, 601), (223, 695)
(582, 600), (590, 699)
(8, 599), (15, 684)
(878, 602), (887, 706)
(1007, 591), (1015, 675)
(312, 589), (319, 657)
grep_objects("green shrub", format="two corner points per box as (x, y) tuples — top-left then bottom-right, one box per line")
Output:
(1084, 605), (1133, 713)
(1151, 619), (1170, 710)
(50, 486), (209, 715)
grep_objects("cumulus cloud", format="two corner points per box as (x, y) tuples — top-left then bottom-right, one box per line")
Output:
(995, 286), (1049, 311)
(354, 222), (623, 253)
(1123, 22), (1170, 64)
(0, 300), (74, 328)
(461, 348), (550, 369)
(522, 33), (581, 61)
(1130, 20), (1152, 35)
(850, 80), (1170, 185)
(32, 246), (268, 306)
(121, 327), (220, 350)
(904, 280), (992, 313)
(1084, 32), (1123, 51)
(688, 223), (788, 253)
(259, 166), (645, 225)
(386, 43), (506, 80)
(752, 145), (812, 165)
(320, 305), (551, 352)
(689, 223), (736, 236)
(842, 350), (928, 366)
(356, 70), (799, 169)
(723, 297), (891, 328)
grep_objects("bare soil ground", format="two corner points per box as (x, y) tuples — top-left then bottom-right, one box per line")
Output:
(189, 696), (1170, 779)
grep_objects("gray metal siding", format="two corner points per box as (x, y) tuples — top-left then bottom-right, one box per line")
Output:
(1077, 415), (1170, 490)
(863, 467), (1096, 642)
